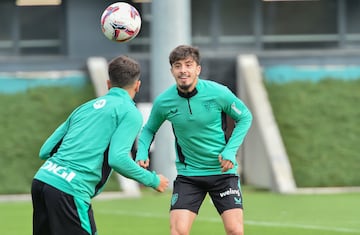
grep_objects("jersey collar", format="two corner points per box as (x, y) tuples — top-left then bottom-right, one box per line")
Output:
(177, 87), (198, 98)
(108, 87), (133, 102)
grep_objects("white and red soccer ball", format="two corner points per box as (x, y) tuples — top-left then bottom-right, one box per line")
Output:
(101, 2), (141, 43)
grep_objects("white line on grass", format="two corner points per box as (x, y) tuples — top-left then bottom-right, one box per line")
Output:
(97, 210), (360, 234)
(245, 220), (360, 234)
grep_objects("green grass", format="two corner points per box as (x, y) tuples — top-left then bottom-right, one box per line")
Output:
(1, 188), (359, 235)
(265, 79), (360, 187)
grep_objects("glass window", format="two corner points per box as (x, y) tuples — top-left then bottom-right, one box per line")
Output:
(19, 6), (62, 40)
(18, 6), (63, 54)
(262, 0), (338, 49)
(0, 2), (64, 56)
(344, 0), (360, 48)
(0, 2), (14, 41)
(262, 0), (337, 35)
(0, 1), (15, 54)
(218, 0), (254, 48)
(192, 0), (255, 48)
(220, 0), (253, 36)
(191, 0), (212, 40)
(346, 0), (360, 34)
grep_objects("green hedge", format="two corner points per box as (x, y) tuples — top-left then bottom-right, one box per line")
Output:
(1, 79), (359, 194)
(0, 84), (121, 194)
(265, 79), (360, 187)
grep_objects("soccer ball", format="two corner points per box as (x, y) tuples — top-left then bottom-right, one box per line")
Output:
(100, 2), (141, 43)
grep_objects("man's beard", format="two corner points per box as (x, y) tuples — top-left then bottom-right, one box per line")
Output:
(178, 83), (192, 92)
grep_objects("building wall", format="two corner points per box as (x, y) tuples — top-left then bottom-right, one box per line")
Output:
(65, 0), (129, 59)
(1, 0), (360, 102)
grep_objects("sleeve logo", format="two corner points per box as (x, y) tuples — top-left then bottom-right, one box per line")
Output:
(93, 99), (107, 109)
(231, 102), (242, 115)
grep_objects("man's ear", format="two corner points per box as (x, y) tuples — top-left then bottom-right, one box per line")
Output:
(196, 65), (202, 76)
(135, 80), (141, 93)
(107, 80), (112, 90)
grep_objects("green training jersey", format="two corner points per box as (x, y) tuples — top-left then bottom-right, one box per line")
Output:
(136, 79), (252, 176)
(34, 87), (160, 202)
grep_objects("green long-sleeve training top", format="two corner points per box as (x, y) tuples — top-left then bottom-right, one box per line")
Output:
(136, 79), (253, 176)
(34, 87), (160, 202)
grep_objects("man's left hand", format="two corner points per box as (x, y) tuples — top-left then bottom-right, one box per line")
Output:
(218, 155), (234, 172)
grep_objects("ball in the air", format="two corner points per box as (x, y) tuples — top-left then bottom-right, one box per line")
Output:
(100, 2), (141, 42)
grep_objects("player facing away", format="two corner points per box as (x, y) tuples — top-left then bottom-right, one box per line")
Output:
(136, 45), (253, 235)
(31, 55), (169, 235)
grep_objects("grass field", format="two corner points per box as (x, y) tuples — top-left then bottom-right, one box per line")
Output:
(1, 188), (359, 235)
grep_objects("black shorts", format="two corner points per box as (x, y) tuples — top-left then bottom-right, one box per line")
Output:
(170, 174), (243, 215)
(31, 179), (97, 235)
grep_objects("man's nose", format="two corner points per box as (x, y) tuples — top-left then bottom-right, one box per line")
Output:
(179, 66), (187, 73)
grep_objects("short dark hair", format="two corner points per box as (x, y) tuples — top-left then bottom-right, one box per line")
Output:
(108, 55), (140, 88)
(169, 45), (200, 66)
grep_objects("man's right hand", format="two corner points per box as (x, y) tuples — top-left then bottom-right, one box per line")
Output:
(137, 159), (150, 168)
(156, 174), (169, 192)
